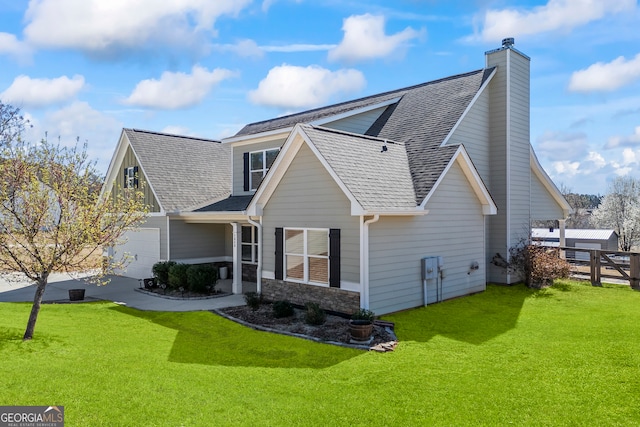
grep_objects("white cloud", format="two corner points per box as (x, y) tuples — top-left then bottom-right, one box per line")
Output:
(328, 14), (423, 63)
(585, 151), (606, 169)
(552, 160), (581, 177)
(0, 32), (32, 62)
(1, 75), (85, 108)
(161, 125), (194, 136)
(214, 40), (336, 58)
(605, 126), (640, 149)
(475, 0), (635, 42)
(569, 53), (640, 92)
(248, 64), (366, 109)
(123, 66), (235, 110)
(535, 130), (588, 160)
(24, 101), (122, 173)
(23, 0), (251, 53)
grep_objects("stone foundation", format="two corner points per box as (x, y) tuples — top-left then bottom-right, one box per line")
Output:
(262, 278), (360, 315)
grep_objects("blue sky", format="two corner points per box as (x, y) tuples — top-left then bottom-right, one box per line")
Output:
(1, 0), (639, 195)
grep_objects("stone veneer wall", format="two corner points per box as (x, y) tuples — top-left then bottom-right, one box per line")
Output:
(262, 278), (360, 315)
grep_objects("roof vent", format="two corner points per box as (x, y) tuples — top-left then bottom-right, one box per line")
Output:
(502, 37), (515, 48)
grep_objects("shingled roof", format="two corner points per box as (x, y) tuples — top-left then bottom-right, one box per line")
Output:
(239, 69), (493, 205)
(124, 129), (231, 212)
(299, 125), (417, 211)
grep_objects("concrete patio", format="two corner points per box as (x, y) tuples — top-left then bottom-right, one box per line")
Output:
(0, 272), (256, 311)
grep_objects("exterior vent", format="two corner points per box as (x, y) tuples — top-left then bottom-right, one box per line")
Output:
(502, 37), (515, 48)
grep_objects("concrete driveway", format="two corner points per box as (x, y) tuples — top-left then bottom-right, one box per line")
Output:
(0, 272), (249, 311)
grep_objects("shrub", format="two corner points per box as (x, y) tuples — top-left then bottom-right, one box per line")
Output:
(152, 261), (176, 285)
(186, 264), (218, 294)
(272, 300), (295, 318)
(168, 263), (190, 290)
(304, 302), (326, 325)
(508, 241), (570, 288)
(351, 308), (375, 322)
(244, 292), (263, 311)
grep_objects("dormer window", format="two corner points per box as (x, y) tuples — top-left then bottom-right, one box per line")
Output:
(124, 166), (139, 189)
(246, 148), (279, 191)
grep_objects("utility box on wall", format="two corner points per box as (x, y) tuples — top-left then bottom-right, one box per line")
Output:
(421, 257), (438, 280)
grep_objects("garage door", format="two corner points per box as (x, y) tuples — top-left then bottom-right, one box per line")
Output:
(113, 228), (160, 279)
(575, 242), (601, 261)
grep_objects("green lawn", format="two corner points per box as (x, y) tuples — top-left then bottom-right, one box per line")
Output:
(1, 280), (639, 426)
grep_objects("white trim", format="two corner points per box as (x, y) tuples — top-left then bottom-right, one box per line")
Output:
(166, 215), (171, 260)
(420, 146), (497, 215)
(171, 256), (232, 264)
(222, 97), (401, 146)
(340, 281), (361, 292)
(506, 48), (512, 281)
(440, 68), (497, 147)
(360, 214), (379, 309)
(530, 148), (571, 217)
(223, 129), (291, 145)
(283, 227), (330, 286)
(309, 97), (401, 127)
(247, 124), (366, 216)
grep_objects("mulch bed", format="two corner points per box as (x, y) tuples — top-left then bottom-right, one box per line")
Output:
(219, 303), (398, 351)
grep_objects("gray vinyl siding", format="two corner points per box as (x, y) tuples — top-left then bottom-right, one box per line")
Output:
(368, 162), (486, 315)
(323, 106), (388, 135)
(262, 143), (360, 284)
(168, 220), (228, 260)
(446, 89), (491, 180)
(112, 145), (160, 212)
(232, 139), (286, 196)
(485, 47), (532, 283)
(143, 215), (168, 260)
(531, 172), (564, 220)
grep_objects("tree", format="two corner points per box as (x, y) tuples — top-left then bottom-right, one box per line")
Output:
(591, 176), (640, 251)
(0, 101), (30, 148)
(559, 184), (602, 229)
(0, 108), (148, 340)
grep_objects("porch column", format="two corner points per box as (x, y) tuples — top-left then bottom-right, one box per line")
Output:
(559, 219), (566, 259)
(231, 222), (242, 294)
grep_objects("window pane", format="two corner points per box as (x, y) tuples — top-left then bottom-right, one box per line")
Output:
(250, 152), (264, 170)
(266, 149), (279, 168)
(241, 226), (252, 243)
(309, 257), (328, 283)
(286, 255), (304, 280)
(251, 171), (264, 189)
(285, 229), (304, 254)
(307, 230), (328, 255)
(241, 245), (252, 262)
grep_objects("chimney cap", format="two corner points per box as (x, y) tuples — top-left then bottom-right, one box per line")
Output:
(502, 37), (515, 47)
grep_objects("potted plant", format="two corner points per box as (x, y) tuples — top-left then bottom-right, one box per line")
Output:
(349, 308), (375, 341)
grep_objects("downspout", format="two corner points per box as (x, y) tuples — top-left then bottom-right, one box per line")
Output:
(247, 217), (262, 294)
(360, 214), (380, 309)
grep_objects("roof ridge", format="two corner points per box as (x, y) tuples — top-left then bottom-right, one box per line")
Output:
(242, 68), (486, 129)
(125, 128), (221, 143)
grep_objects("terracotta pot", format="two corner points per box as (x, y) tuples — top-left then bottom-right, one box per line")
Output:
(349, 320), (373, 340)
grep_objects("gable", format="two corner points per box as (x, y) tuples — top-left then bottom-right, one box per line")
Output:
(530, 150), (571, 219)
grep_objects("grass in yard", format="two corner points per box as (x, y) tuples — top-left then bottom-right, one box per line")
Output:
(1, 280), (639, 426)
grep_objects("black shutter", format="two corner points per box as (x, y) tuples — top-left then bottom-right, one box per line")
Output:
(123, 168), (128, 188)
(243, 152), (250, 191)
(275, 227), (283, 280)
(329, 229), (340, 288)
(133, 166), (139, 188)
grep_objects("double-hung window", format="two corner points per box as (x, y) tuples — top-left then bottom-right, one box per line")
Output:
(124, 166), (138, 189)
(284, 228), (329, 285)
(241, 226), (258, 264)
(249, 148), (279, 191)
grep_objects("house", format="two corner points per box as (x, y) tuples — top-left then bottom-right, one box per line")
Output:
(532, 228), (618, 261)
(102, 38), (570, 315)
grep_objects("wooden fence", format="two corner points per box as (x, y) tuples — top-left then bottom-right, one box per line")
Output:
(561, 246), (640, 288)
